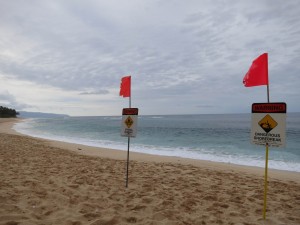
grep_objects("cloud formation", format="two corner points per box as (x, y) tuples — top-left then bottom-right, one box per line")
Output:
(0, 90), (31, 109)
(0, 0), (300, 115)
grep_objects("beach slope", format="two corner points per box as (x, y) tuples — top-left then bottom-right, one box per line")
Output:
(0, 119), (300, 225)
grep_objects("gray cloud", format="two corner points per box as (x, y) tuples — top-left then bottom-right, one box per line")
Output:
(0, 91), (31, 110)
(79, 90), (109, 95)
(0, 0), (300, 115)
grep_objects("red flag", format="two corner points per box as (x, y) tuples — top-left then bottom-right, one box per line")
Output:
(243, 53), (268, 87)
(120, 76), (131, 97)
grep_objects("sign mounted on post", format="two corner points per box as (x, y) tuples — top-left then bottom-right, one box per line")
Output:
(251, 102), (286, 147)
(121, 108), (138, 137)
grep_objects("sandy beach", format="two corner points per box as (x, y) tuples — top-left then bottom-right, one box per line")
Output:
(1, 118), (300, 225)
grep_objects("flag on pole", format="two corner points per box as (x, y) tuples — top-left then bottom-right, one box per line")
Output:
(243, 53), (269, 87)
(120, 76), (131, 97)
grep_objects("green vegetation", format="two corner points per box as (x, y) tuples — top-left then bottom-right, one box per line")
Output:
(0, 106), (19, 118)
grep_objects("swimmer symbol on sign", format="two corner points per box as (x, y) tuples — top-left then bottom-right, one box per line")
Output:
(125, 116), (134, 128)
(258, 114), (278, 133)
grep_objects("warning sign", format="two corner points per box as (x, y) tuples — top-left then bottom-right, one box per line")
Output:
(251, 103), (286, 147)
(121, 108), (138, 137)
(258, 114), (278, 133)
(124, 116), (134, 128)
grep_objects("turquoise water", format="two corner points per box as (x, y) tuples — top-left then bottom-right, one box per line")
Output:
(14, 113), (300, 172)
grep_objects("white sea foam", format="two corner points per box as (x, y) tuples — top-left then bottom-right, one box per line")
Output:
(128, 144), (300, 172)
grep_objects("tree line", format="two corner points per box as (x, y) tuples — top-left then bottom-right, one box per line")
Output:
(0, 106), (19, 118)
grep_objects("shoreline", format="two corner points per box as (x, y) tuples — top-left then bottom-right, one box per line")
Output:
(2, 118), (299, 183)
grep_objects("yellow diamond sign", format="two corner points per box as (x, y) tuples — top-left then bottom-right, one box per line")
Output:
(258, 114), (278, 133)
(124, 116), (134, 128)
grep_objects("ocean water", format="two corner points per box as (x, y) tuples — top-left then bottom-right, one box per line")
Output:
(14, 113), (300, 172)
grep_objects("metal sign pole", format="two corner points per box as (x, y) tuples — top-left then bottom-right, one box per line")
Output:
(267, 84), (270, 103)
(125, 95), (131, 188)
(263, 143), (269, 219)
(263, 84), (270, 219)
(126, 136), (130, 188)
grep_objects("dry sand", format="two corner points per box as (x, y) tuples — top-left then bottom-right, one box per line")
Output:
(0, 118), (300, 225)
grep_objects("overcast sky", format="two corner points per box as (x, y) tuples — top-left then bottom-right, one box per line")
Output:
(1, 0), (299, 116)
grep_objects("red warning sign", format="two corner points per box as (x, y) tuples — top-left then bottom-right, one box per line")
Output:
(122, 108), (138, 115)
(252, 103), (286, 113)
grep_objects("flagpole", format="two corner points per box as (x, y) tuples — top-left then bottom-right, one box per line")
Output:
(263, 83), (270, 219)
(120, 75), (133, 188)
(125, 89), (131, 188)
(126, 136), (130, 188)
(267, 84), (270, 103)
(243, 53), (270, 219)
(263, 143), (269, 219)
